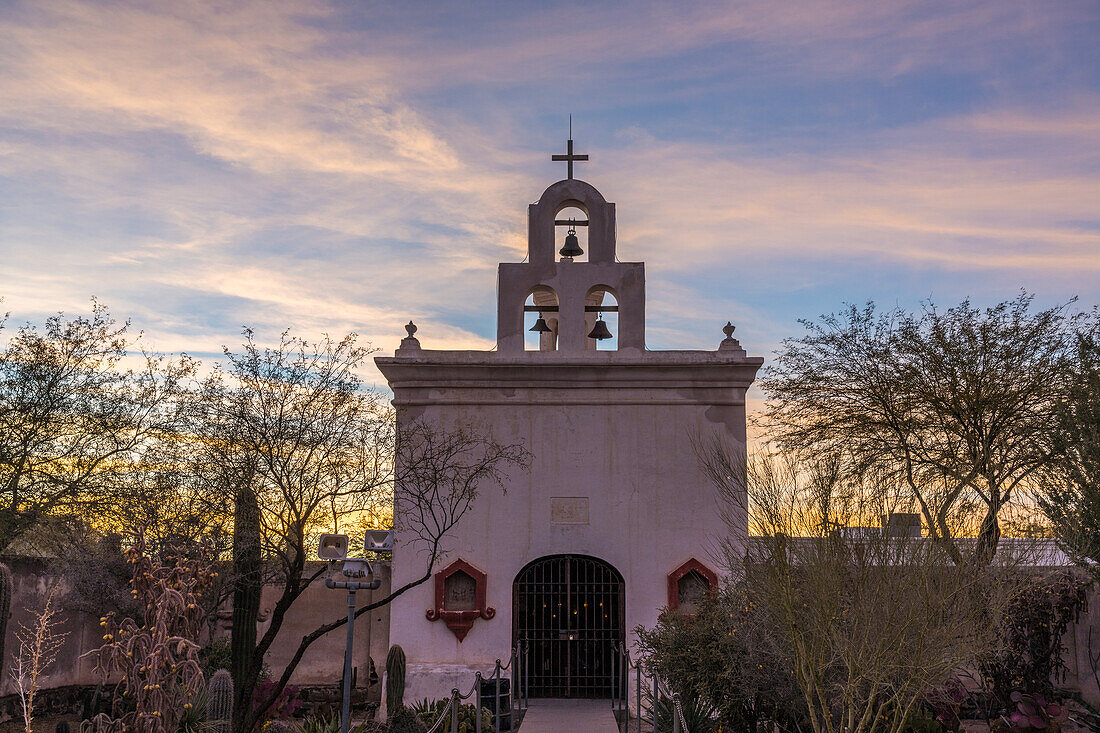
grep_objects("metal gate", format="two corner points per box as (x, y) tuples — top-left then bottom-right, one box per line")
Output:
(512, 554), (624, 698)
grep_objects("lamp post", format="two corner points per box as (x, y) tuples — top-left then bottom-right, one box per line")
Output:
(319, 532), (392, 733)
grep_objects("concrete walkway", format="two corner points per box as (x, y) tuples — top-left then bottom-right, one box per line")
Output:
(519, 698), (620, 732)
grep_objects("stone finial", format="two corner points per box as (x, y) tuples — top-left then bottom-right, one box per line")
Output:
(399, 320), (421, 352)
(719, 320), (746, 357)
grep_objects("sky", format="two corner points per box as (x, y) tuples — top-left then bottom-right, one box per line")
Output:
(1, 0), (1099, 394)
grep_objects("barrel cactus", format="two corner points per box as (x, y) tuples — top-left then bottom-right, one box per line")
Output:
(207, 668), (234, 733)
(386, 644), (407, 714)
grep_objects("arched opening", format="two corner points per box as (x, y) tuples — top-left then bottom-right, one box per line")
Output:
(554, 204), (588, 262)
(584, 286), (618, 352)
(512, 554), (625, 698)
(524, 286), (559, 351)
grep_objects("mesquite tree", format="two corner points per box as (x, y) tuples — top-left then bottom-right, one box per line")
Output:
(761, 293), (1081, 564)
(0, 301), (195, 554)
(84, 531), (216, 733)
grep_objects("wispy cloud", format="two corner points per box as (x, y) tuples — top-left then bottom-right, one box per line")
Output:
(0, 0), (1098, 386)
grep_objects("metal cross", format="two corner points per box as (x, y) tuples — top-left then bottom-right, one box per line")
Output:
(552, 138), (588, 179)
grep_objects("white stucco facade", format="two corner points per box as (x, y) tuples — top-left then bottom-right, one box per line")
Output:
(375, 174), (762, 704)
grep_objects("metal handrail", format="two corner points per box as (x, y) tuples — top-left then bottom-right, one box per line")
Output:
(611, 642), (692, 733)
(418, 645), (529, 733)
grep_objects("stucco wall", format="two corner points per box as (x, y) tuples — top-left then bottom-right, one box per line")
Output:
(384, 387), (751, 703)
(0, 559), (392, 697)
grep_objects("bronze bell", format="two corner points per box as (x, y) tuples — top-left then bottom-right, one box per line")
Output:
(529, 314), (552, 333)
(588, 317), (612, 340)
(559, 226), (583, 259)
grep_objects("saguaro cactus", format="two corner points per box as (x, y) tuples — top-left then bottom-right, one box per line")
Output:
(207, 668), (234, 733)
(385, 644), (407, 714)
(231, 483), (262, 730)
(0, 563), (12, 678)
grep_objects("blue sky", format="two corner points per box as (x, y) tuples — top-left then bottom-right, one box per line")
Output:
(1, 0), (1098, 393)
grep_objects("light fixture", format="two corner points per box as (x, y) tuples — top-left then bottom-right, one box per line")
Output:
(318, 533), (349, 561)
(365, 529), (394, 552)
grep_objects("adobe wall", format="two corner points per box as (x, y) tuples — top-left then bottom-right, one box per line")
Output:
(0, 559), (392, 699)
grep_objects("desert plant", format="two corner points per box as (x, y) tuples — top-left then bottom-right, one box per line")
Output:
(643, 689), (719, 733)
(11, 580), (69, 733)
(231, 478), (262, 732)
(200, 638), (233, 680)
(82, 531), (217, 733)
(178, 682), (208, 733)
(293, 716), (384, 733)
(387, 706), (426, 733)
(999, 692), (1069, 733)
(410, 698), (490, 733)
(206, 669), (233, 733)
(251, 679), (303, 723)
(293, 715), (338, 733)
(385, 645), (406, 714)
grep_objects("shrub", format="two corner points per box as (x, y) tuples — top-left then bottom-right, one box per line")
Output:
(252, 679), (304, 722)
(979, 572), (1090, 716)
(635, 583), (804, 733)
(199, 638), (232, 680)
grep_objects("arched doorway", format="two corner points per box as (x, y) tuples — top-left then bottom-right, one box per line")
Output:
(512, 555), (624, 698)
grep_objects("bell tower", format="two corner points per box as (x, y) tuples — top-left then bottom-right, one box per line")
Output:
(497, 160), (647, 353)
(376, 136), (762, 707)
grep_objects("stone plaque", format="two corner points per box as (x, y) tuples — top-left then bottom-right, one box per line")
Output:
(443, 570), (477, 611)
(550, 497), (589, 525)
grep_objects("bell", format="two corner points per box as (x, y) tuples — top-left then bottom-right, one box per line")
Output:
(559, 226), (584, 259)
(529, 315), (552, 333)
(587, 317), (613, 341)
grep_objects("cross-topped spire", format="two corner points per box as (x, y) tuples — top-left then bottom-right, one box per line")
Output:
(551, 119), (588, 179)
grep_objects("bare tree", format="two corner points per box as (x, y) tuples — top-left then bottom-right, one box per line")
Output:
(761, 293), (1080, 564)
(11, 579), (68, 733)
(196, 330), (528, 733)
(696, 436), (1014, 733)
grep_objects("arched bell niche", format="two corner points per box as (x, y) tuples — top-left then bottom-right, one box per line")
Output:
(526, 179), (615, 266)
(585, 285), (618, 351)
(555, 204), (588, 262)
(524, 285), (559, 351)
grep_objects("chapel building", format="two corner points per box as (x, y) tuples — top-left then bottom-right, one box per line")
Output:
(375, 141), (762, 703)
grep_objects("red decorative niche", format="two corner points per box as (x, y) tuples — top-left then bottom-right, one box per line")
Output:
(667, 558), (718, 613)
(426, 559), (495, 642)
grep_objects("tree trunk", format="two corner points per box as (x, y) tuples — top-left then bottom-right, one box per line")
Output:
(231, 485), (262, 733)
(974, 499), (1002, 565)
